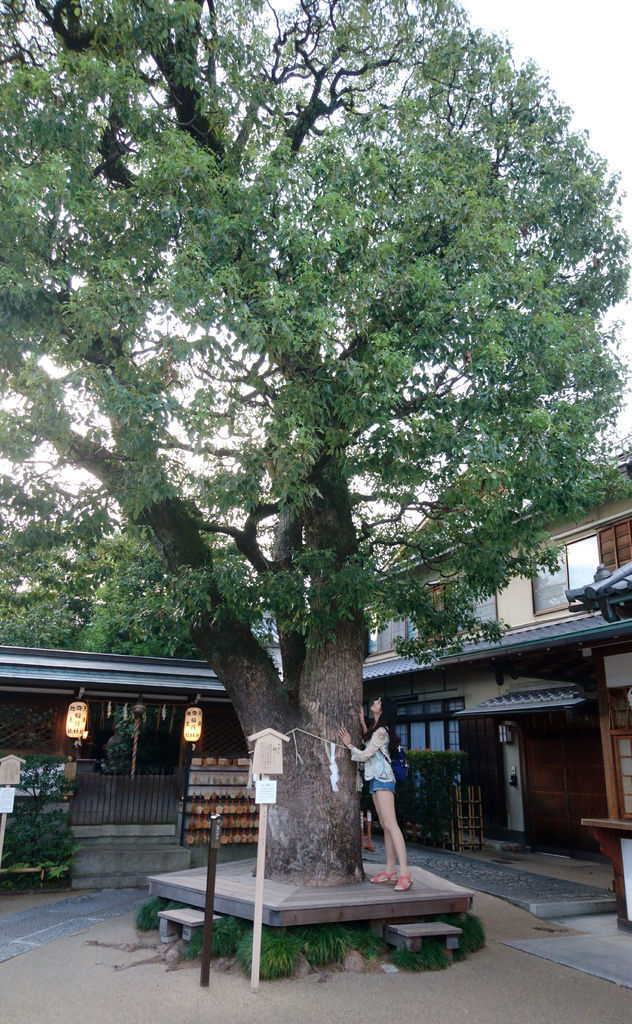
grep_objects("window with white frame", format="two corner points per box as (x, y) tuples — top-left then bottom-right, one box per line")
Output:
(367, 618), (415, 654)
(567, 535), (600, 590)
(473, 593), (497, 622)
(532, 535), (599, 613)
(532, 555), (568, 612)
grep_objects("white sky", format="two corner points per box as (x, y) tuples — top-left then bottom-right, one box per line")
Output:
(462, 0), (632, 435)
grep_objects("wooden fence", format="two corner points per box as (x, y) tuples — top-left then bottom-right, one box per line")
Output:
(69, 773), (180, 826)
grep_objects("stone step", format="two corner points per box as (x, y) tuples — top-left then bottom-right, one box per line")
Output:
(383, 921), (462, 952)
(72, 824), (180, 846)
(71, 870), (157, 890)
(158, 908), (221, 943)
(71, 843), (190, 888)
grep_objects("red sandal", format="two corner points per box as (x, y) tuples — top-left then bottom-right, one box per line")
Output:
(370, 871), (398, 885)
(394, 874), (413, 891)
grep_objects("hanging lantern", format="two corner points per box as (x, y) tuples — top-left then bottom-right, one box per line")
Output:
(66, 701), (89, 739)
(183, 706), (203, 743)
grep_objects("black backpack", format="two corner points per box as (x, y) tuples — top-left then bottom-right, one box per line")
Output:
(390, 745), (408, 783)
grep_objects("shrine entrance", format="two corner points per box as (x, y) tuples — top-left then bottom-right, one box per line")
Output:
(523, 717), (608, 855)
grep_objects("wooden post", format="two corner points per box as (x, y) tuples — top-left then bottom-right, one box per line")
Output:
(250, 791), (269, 993)
(0, 789), (16, 868)
(200, 814), (222, 987)
(0, 808), (7, 868)
(246, 729), (290, 994)
(0, 756), (24, 869)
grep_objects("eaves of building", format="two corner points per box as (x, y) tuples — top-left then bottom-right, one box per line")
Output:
(0, 645), (226, 703)
(363, 613), (632, 683)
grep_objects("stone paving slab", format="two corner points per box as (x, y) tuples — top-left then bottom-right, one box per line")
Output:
(363, 840), (615, 914)
(0, 887), (148, 963)
(505, 920), (632, 989)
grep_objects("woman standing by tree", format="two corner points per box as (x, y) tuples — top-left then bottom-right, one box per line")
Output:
(339, 696), (412, 891)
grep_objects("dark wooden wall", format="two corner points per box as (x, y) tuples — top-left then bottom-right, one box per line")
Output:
(458, 717), (507, 829)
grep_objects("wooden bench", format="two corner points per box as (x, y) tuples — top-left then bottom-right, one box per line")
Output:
(383, 921), (462, 952)
(0, 866), (46, 886)
(158, 907), (221, 943)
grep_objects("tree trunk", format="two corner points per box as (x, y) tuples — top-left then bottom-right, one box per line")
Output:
(194, 610), (366, 884)
(264, 615), (366, 885)
(143, 483), (367, 883)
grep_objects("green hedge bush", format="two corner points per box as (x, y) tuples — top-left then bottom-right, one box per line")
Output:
(361, 749), (468, 846)
(397, 749), (467, 844)
(0, 755), (79, 881)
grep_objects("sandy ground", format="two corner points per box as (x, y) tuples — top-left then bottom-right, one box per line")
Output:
(1, 889), (630, 1024)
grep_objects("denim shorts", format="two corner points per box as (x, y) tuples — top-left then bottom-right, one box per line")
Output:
(369, 779), (395, 794)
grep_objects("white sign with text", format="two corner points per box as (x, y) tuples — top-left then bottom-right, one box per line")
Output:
(255, 778), (277, 804)
(0, 788), (16, 814)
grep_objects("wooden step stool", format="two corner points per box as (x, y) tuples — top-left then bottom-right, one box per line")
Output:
(158, 907), (221, 943)
(383, 921), (462, 953)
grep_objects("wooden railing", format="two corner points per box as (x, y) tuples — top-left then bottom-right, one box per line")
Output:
(69, 773), (180, 826)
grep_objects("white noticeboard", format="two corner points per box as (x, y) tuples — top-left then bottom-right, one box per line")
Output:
(255, 778), (277, 804)
(0, 788), (15, 814)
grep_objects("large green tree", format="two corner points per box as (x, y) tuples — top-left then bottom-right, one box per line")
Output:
(0, 0), (628, 883)
(0, 529), (199, 656)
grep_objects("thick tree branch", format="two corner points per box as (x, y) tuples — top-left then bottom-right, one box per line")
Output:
(151, 1), (224, 158)
(197, 503), (279, 574)
(272, 507), (307, 693)
(93, 115), (136, 189)
(34, 0), (94, 51)
(64, 433), (129, 494)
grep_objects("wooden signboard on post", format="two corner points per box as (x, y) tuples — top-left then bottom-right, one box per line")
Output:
(0, 755), (25, 869)
(250, 729), (286, 776)
(247, 728), (289, 994)
(0, 755), (24, 787)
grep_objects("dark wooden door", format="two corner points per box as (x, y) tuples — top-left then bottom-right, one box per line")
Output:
(524, 727), (607, 854)
(458, 717), (506, 828)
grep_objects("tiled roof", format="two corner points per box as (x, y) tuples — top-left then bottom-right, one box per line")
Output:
(363, 612), (632, 681)
(566, 560), (632, 621)
(364, 656), (426, 680)
(0, 646), (225, 699)
(455, 685), (589, 717)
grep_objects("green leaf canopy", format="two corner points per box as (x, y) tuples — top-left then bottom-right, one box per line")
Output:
(0, 0), (628, 687)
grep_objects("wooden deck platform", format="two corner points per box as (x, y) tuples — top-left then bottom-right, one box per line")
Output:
(148, 859), (474, 928)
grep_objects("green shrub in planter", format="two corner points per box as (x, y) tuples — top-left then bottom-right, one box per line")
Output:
(1, 755), (78, 878)
(295, 923), (352, 966)
(236, 927), (300, 980)
(391, 938), (451, 972)
(135, 897), (169, 931)
(210, 915), (248, 957)
(183, 915), (256, 962)
(345, 926), (387, 960)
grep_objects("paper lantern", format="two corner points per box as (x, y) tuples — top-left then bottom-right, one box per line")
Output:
(66, 701), (89, 739)
(183, 706), (203, 743)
